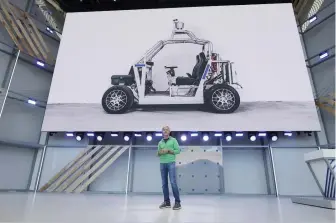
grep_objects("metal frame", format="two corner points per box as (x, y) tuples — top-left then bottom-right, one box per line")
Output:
(125, 142), (132, 194)
(33, 144), (47, 192)
(306, 160), (325, 196)
(137, 23), (212, 63)
(26, 148), (38, 190)
(262, 147), (271, 195)
(269, 145), (279, 197)
(0, 50), (20, 119)
(1, 48), (18, 88)
(292, 151), (335, 210)
(219, 138), (225, 194)
(127, 144), (136, 193)
(323, 158), (336, 180)
(313, 131), (321, 150)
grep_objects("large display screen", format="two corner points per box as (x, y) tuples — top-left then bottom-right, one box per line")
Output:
(42, 4), (320, 132)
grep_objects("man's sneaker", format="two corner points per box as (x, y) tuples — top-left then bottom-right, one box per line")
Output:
(159, 201), (171, 209)
(172, 202), (181, 210)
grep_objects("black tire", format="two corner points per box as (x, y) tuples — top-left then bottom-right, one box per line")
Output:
(204, 84), (240, 113)
(101, 85), (134, 114)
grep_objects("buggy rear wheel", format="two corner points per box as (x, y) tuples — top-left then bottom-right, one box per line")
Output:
(101, 85), (134, 114)
(205, 84), (240, 113)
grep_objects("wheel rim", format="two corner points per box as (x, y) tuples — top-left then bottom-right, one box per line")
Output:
(105, 89), (127, 111)
(211, 88), (236, 111)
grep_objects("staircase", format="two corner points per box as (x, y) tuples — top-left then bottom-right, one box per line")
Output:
(39, 145), (129, 193)
(292, 0), (315, 21)
(316, 93), (335, 116)
(0, 0), (53, 64)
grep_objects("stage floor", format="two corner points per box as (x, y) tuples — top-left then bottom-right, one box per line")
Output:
(0, 193), (334, 223)
(42, 101), (320, 131)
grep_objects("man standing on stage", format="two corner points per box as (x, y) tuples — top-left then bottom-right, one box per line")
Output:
(157, 126), (181, 210)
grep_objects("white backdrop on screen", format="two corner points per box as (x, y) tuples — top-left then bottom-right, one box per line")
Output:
(42, 4), (320, 132)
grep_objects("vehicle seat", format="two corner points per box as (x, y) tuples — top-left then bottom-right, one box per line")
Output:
(186, 55), (200, 78)
(110, 66), (136, 85)
(196, 52), (207, 80)
(176, 52), (207, 85)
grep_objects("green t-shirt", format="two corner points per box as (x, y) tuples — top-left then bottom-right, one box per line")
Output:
(157, 136), (180, 163)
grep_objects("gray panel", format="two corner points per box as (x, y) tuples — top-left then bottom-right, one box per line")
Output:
(222, 149), (268, 194)
(310, 59), (335, 145)
(0, 48), (16, 110)
(303, 6), (335, 58)
(131, 148), (162, 193)
(320, 108), (335, 145)
(89, 148), (129, 193)
(0, 144), (35, 190)
(10, 60), (52, 101)
(8, 0), (27, 10)
(0, 25), (15, 47)
(272, 148), (321, 196)
(38, 29), (60, 62)
(0, 98), (45, 143)
(177, 146), (222, 194)
(311, 58), (335, 101)
(0, 50), (12, 85)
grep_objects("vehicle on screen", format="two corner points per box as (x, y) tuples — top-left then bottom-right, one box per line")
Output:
(101, 19), (242, 114)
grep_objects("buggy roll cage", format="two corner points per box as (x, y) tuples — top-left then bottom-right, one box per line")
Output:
(134, 19), (242, 89)
(137, 19), (213, 64)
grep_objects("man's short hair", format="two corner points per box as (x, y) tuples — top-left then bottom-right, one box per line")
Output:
(162, 126), (170, 131)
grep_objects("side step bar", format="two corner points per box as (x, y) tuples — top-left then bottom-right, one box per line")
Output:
(39, 145), (129, 193)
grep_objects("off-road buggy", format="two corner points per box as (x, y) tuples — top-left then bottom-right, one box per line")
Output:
(102, 19), (242, 114)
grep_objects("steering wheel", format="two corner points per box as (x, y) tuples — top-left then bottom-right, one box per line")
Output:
(165, 66), (177, 77)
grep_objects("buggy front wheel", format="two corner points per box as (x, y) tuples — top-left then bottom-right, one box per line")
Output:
(205, 84), (240, 113)
(101, 85), (134, 114)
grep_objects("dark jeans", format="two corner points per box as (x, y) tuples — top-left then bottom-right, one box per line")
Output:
(160, 162), (181, 203)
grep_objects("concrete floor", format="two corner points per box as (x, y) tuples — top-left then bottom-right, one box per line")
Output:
(0, 193), (334, 223)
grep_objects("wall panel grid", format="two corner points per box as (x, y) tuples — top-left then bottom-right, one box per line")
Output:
(130, 146), (223, 194)
(176, 146), (223, 194)
(299, 0), (335, 146)
(0, 47), (53, 143)
(26, 143), (325, 197)
(222, 148), (269, 195)
(0, 144), (37, 190)
(0, 0), (60, 144)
